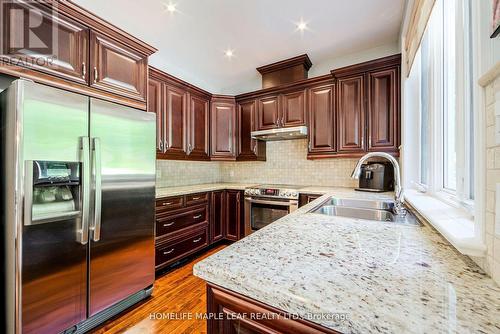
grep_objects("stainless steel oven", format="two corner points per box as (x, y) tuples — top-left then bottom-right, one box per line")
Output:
(244, 185), (302, 236)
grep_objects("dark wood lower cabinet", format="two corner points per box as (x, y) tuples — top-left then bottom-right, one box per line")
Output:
(225, 190), (241, 241)
(155, 190), (243, 271)
(298, 193), (322, 207)
(211, 191), (226, 243)
(206, 284), (340, 334)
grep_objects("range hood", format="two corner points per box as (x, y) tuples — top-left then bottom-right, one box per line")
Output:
(251, 126), (308, 141)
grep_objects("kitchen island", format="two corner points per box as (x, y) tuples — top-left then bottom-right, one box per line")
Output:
(193, 191), (500, 333)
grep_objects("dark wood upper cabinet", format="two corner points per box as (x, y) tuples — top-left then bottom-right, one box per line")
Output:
(367, 68), (399, 152)
(90, 31), (147, 102)
(337, 75), (365, 152)
(0, 1), (89, 85)
(164, 84), (187, 157)
(225, 190), (241, 241)
(281, 89), (306, 127)
(211, 97), (237, 160)
(257, 95), (280, 130)
(210, 191), (225, 243)
(307, 84), (335, 155)
(188, 94), (210, 160)
(237, 100), (266, 161)
(147, 76), (163, 153)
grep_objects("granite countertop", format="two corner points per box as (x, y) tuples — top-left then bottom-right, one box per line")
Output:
(156, 183), (258, 198)
(193, 191), (500, 333)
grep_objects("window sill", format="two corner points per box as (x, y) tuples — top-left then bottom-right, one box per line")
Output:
(405, 189), (486, 257)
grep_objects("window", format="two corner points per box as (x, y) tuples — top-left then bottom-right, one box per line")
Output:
(409, 0), (475, 209)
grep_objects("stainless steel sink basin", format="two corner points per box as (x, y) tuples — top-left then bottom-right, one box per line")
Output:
(322, 198), (395, 211)
(309, 197), (419, 225)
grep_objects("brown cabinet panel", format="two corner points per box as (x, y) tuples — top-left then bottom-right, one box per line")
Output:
(211, 99), (236, 159)
(164, 85), (187, 157)
(210, 190), (225, 243)
(90, 31), (147, 101)
(188, 94), (210, 159)
(237, 100), (266, 161)
(281, 89), (306, 127)
(206, 284), (340, 334)
(257, 95), (280, 130)
(225, 190), (241, 241)
(367, 68), (399, 151)
(156, 205), (208, 237)
(337, 75), (365, 152)
(0, 1), (89, 84)
(155, 226), (209, 269)
(186, 192), (209, 206)
(307, 84), (335, 154)
(155, 196), (184, 214)
(148, 76), (163, 153)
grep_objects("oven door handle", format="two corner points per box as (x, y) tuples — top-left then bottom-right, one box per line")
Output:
(245, 197), (296, 206)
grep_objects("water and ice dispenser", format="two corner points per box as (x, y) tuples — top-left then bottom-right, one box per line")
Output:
(24, 160), (82, 225)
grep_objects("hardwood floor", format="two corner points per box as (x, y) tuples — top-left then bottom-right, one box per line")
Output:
(91, 245), (226, 334)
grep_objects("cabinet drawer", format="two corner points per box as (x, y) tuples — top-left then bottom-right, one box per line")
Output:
(156, 196), (184, 213)
(186, 192), (209, 206)
(156, 205), (208, 237)
(155, 227), (209, 268)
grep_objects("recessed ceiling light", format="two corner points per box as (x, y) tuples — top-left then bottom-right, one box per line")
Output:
(164, 2), (177, 13)
(296, 19), (308, 32)
(224, 49), (234, 58)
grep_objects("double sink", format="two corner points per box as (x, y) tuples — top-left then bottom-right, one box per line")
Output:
(309, 197), (419, 225)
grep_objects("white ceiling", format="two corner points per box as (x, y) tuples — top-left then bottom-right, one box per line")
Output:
(74, 0), (404, 94)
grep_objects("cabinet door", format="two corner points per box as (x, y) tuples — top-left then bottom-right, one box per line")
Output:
(367, 68), (399, 152)
(188, 94), (210, 160)
(0, 1), (89, 84)
(281, 90), (306, 127)
(148, 76), (164, 153)
(307, 84), (335, 154)
(237, 100), (265, 160)
(164, 85), (187, 158)
(225, 190), (241, 241)
(257, 95), (280, 130)
(337, 75), (365, 152)
(90, 31), (147, 101)
(210, 191), (225, 243)
(211, 101), (236, 159)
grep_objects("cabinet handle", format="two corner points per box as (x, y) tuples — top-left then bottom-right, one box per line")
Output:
(192, 237), (202, 243)
(253, 143), (257, 155)
(159, 140), (164, 151)
(162, 202), (173, 206)
(192, 197), (200, 200)
(93, 67), (98, 83)
(82, 62), (86, 79)
(163, 248), (175, 255)
(163, 222), (175, 227)
(193, 214), (202, 219)
(187, 143), (192, 155)
(308, 141), (312, 151)
(281, 116), (284, 127)
(165, 140), (169, 150)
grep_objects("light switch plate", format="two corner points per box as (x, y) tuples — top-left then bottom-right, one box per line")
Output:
(496, 183), (500, 236)
(496, 92), (500, 144)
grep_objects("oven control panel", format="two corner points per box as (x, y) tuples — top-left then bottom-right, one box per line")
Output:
(244, 188), (299, 199)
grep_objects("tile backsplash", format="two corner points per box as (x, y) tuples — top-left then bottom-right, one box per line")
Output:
(219, 139), (358, 187)
(156, 139), (358, 188)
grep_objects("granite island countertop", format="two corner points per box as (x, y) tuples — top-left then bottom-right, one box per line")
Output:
(193, 191), (500, 334)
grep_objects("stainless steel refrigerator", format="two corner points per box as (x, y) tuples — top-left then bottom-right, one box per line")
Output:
(1, 79), (156, 334)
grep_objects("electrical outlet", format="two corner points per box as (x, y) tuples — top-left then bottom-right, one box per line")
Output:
(496, 183), (500, 236)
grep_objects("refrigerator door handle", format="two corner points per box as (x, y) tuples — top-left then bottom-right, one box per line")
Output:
(78, 137), (90, 245)
(91, 137), (103, 242)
